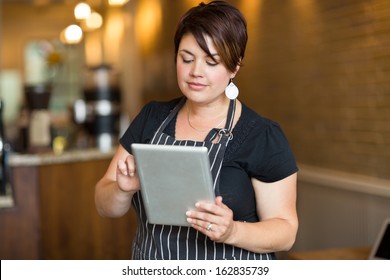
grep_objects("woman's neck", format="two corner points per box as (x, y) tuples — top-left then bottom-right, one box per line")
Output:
(174, 97), (241, 142)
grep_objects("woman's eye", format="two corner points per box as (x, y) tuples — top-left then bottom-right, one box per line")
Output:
(182, 57), (193, 63)
(180, 56), (218, 66)
(206, 60), (218, 66)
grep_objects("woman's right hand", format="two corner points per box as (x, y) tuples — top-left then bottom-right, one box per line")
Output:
(95, 145), (140, 217)
(116, 154), (141, 193)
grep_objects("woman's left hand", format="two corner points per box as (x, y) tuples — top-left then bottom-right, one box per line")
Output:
(186, 196), (237, 243)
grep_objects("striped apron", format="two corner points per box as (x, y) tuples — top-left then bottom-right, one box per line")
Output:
(131, 97), (274, 260)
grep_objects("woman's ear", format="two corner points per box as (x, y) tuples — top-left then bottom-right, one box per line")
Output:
(231, 59), (242, 77)
(231, 64), (241, 79)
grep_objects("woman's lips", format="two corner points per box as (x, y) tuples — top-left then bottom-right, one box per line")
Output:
(187, 82), (207, 91)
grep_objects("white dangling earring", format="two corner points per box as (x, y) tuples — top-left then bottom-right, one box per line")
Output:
(225, 79), (239, 100)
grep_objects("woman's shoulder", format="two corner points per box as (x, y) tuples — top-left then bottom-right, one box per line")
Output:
(228, 102), (298, 181)
(226, 102), (289, 159)
(138, 97), (183, 122)
(120, 97), (183, 149)
(237, 102), (282, 135)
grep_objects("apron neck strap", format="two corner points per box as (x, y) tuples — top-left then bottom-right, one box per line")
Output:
(205, 98), (236, 142)
(153, 97), (236, 143)
(152, 97), (186, 138)
(224, 98), (236, 131)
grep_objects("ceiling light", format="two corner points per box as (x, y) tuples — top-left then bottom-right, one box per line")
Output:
(85, 12), (103, 30)
(74, 2), (92, 20)
(108, 0), (130, 6)
(61, 25), (83, 44)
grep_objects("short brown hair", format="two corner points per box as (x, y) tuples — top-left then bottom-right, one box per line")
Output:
(174, 1), (248, 73)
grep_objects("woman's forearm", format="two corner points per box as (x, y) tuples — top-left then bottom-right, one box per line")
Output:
(226, 217), (298, 253)
(95, 178), (135, 218)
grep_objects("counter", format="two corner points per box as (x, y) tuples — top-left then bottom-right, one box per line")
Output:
(8, 148), (115, 167)
(0, 149), (115, 208)
(0, 148), (137, 260)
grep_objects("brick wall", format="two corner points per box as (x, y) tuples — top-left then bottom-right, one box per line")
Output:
(237, 0), (390, 179)
(134, 0), (390, 180)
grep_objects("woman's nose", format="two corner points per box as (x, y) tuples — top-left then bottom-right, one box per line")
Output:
(190, 61), (204, 77)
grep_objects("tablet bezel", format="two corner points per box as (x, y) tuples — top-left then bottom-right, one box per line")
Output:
(131, 143), (216, 227)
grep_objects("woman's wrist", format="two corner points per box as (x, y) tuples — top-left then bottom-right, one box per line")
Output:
(113, 183), (136, 205)
(224, 220), (240, 246)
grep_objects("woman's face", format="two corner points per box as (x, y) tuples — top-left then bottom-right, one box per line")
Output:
(176, 33), (236, 104)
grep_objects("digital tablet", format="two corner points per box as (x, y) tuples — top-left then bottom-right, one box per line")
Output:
(369, 217), (390, 260)
(131, 143), (215, 226)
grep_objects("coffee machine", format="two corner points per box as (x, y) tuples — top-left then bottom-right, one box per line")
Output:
(73, 65), (121, 151)
(23, 84), (52, 153)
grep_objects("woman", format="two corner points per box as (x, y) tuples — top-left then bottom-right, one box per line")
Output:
(95, 1), (298, 260)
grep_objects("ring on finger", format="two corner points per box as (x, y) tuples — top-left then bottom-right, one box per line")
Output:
(206, 223), (213, 231)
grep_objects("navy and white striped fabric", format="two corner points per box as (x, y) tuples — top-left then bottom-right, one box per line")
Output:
(131, 97), (274, 260)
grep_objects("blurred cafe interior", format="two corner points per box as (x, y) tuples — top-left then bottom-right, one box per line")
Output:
(0, 0), (390, 260)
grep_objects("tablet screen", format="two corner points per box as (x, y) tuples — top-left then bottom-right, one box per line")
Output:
(131, 143), (215, 226)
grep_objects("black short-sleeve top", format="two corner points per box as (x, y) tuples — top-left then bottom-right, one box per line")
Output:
(120, 98), (298, 222)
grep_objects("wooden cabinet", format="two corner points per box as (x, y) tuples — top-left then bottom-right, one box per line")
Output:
(0, 166), (41, 259)
(0, 152), (137, 259)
